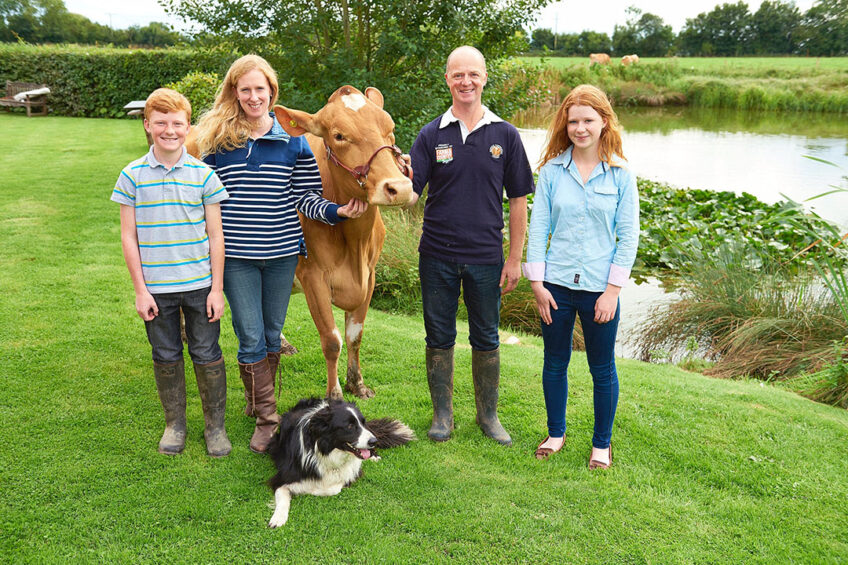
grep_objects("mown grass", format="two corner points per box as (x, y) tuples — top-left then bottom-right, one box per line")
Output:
(516, 56), (848, 113)
(2, 114), (848, 563)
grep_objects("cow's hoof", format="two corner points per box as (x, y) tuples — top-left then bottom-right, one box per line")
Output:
(327, 387), (345, 401)
(345, 382), (375, 399)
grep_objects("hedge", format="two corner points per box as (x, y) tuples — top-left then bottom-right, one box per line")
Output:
(0, 44), (236, 118)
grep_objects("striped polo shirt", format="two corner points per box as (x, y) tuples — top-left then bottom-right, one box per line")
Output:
(203, 115), (343, 260)
(112, 146), (228, 294)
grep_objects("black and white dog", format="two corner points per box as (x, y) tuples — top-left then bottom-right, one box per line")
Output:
(267, 397), (415, 528)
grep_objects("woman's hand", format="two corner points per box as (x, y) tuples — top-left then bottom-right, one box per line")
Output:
(531, 281), (557, 325)
(594, 286), (620, 324)
(337, 198), (369, 218)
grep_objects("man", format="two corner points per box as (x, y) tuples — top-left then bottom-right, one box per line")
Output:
(409, 45), (534, 446)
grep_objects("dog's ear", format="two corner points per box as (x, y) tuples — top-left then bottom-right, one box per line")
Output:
(309, 407), (335, 455)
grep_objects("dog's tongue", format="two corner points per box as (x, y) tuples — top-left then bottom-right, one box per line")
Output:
(360, 449), (372, 460)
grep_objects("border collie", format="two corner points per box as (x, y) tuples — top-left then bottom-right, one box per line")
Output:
(267, 397), (415, 528)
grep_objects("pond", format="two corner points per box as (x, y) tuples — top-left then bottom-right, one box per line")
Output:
(517, 106), (848, 228)
(514, 106), (848, 358)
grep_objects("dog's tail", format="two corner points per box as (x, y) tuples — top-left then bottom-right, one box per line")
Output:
(367, 418), (416, 448)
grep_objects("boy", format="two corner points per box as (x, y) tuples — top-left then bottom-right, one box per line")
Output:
(112, 88), (231, 457)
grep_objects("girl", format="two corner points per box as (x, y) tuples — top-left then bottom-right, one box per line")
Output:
(523, 84), (639, 469)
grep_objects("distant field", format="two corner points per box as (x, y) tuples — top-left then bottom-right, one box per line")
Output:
(520, 56), (848, 74)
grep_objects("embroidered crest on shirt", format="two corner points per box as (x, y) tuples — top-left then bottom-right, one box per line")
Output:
(435, 144), (453, 164)
(489, 144), (503, 159)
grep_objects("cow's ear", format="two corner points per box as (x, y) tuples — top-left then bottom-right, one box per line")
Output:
(364, 87), (384, 109)
(274, 105), (320, 137)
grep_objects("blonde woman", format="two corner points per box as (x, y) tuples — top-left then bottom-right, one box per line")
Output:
(523, 84), (639, 469)
(194, 55), (366, 453)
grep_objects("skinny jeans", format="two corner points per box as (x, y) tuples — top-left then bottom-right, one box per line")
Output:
(540, 282), (619, 448)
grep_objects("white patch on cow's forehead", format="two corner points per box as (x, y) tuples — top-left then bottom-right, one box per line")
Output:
(341, 93), (367, 112)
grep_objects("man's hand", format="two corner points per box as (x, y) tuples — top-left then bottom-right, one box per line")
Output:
(499, 257), (521, 295)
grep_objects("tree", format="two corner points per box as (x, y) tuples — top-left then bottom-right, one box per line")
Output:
(750, 0), (800, 54)
(612, 5), (673, 56)
(531, 27), (554, 51)
(576, 30), (612, 55)
(678, 2), (753, 56)
(797, 0), (848, 56)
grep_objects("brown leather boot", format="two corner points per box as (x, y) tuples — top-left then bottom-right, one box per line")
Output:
(238, 358), (280, 454)
(426, 347), (454, 442)
(153, 360), (187, 455)
(472, 348), (512, 446)
(194, 357), (232, 457)
(243, 347), (282, 418)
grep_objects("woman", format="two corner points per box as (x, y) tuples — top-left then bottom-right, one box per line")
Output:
(193, 55), (367, 454)
(522, 84), (639, 469)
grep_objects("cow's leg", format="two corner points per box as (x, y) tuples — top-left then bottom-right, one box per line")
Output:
(344, 306), (374, 399)
(300, 275), (344, 399)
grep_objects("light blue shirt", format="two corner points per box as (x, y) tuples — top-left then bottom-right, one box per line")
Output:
(523, 146), (639, 292)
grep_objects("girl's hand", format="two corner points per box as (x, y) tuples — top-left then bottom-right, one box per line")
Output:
(337, 198), (369, 218)
(531, 281), (557, 325)
(594, 289), (619, 324)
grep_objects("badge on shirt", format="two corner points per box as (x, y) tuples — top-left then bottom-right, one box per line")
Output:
(435, 144), (453, 164)
(489, 144), (503, 159)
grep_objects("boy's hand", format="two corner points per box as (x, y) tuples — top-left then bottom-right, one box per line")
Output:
(136, 291), (158, 321)
(207, 289), (225, 322)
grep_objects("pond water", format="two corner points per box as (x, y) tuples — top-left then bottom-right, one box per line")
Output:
(517, 106), (848, 228)
(513, 106), (848, 358)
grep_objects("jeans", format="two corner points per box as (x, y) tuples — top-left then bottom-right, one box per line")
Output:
(419, 253), (502, 351)
(223, 255), (298, 364)
(145, 287), (222, 365)
(540, 282), (619, 448)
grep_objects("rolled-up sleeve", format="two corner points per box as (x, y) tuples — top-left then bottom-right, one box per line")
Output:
(523, 166), (552, 281)
(608, 168), (639, 286)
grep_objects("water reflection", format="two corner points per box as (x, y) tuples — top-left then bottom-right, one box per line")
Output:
(517, 106), (848, 227)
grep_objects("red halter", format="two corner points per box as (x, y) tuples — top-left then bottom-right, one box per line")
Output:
(325, 143), (411, 188)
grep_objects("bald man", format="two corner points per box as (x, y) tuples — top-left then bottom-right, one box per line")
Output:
(409, 46), (534, 446)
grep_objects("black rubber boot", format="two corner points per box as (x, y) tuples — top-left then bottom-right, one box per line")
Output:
(195, 357), (232, 457)
(153, 360), (187, 455)
(426, 347), (454, 442)
(472, 348), (512, 446)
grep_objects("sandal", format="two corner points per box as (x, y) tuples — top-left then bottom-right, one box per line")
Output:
(588, 443), (613, 470)
(534, 436), (564, 460)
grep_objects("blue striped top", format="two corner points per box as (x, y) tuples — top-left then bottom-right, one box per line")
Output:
(112, 147), (228, 293)
(203, 115), (343, 259)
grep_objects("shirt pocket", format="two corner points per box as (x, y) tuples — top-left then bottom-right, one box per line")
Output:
(591, 180), (618, 213)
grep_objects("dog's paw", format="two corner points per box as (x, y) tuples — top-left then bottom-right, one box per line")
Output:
(268, 511), (289, 528)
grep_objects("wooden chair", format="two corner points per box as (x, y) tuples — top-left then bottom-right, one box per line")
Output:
(0, 81), (49, 117)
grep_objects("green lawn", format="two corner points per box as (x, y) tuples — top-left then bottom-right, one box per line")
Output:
(521, 55), (848, 73)
(2, 114), (847, 563)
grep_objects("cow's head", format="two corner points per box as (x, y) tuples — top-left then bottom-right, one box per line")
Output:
(274, 86), (413, 207)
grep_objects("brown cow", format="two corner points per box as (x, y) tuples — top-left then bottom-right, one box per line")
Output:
(274, 86), (414, 399)
(589, 53), (611, 65)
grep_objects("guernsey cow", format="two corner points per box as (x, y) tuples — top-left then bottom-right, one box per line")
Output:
(589, 53), (611, 65)
(621, 54), (640, 66)
(274, 86), (414, 399)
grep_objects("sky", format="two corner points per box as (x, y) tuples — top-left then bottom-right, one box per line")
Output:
(64, 0), (817, 34)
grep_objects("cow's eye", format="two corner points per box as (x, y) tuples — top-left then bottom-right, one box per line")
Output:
(334, 133), (344, 141)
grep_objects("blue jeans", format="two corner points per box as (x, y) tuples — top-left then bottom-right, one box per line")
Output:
(419, 253), (502, 351)
(145, 287), (222, 365)
(223, 255), (298, 364)
(540, 282), (619, 449)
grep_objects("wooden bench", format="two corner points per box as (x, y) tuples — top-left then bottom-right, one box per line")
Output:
(0, 81), (49, 117)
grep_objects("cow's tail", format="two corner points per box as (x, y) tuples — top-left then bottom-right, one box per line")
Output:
(367, 418), (416, 448)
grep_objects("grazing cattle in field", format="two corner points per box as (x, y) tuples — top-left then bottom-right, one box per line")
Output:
(621, 54), (640, 66)
(274, 86), (414, 399)
(589, 53), (611, 65)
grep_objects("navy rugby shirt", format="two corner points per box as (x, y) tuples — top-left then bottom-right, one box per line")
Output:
(204, 116), (343, 260)
(410, 112), (534, 264)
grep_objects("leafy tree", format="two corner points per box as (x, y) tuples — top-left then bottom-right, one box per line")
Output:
(163, 0), (550, 144)
(750, 0), (800, 54)
(576, 30), (611, 55)
(678, 2), (753, 56)
(531, 27), (554, 50)
(797, 0), (848, 56)
(612, 5), (673, 56)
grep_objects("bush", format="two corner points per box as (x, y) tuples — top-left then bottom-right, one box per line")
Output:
(165, 71), (220, 122)
(0, 44), (235, 118)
